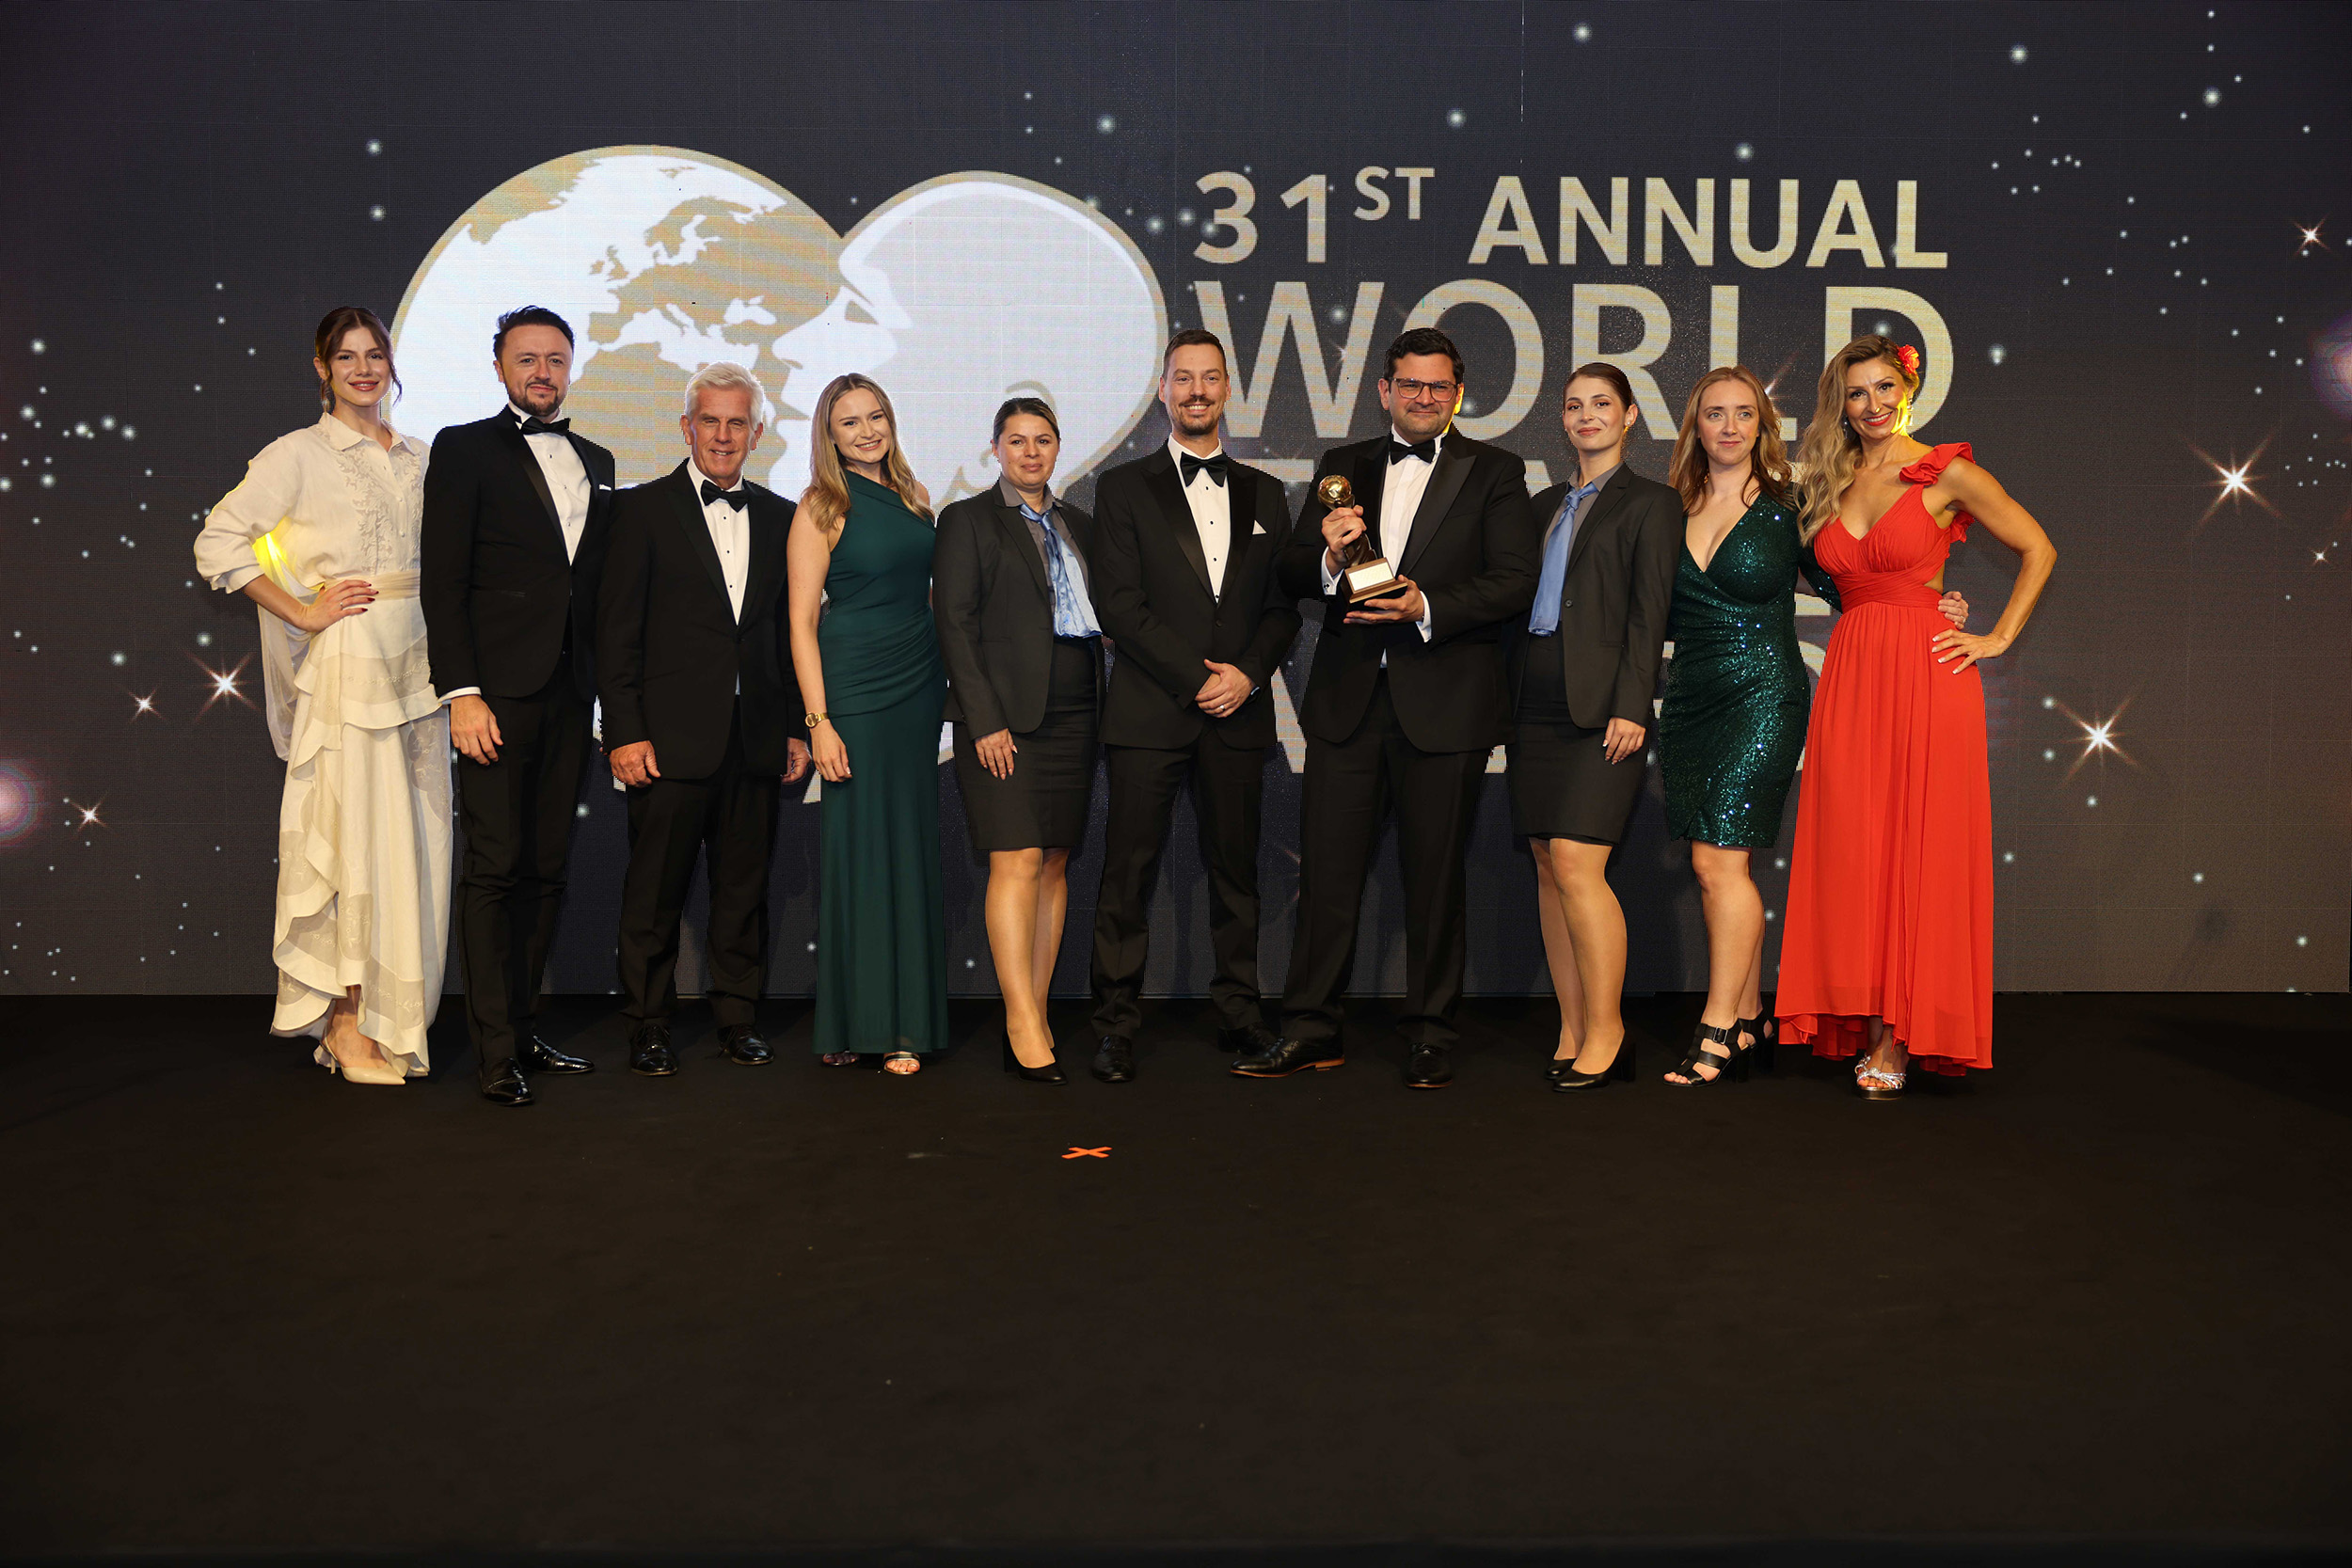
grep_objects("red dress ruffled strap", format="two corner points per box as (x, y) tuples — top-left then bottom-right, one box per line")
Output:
(1899, 441), (1976, 540)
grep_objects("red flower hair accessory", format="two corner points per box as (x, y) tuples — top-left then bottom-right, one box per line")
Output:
(1895, 343), (1921, 378)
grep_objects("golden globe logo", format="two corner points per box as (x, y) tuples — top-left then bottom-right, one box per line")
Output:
(392, 149), (1168, 500)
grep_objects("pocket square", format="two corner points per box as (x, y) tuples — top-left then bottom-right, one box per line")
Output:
(1251, 520), (1268, 535)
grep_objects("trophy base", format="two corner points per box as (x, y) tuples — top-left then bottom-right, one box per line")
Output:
(1343, 557), (1405, 603)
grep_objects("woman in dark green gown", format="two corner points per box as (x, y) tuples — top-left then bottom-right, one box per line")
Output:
(787, 374), (948, 1072)
(1658, 366), (1961, 1085)
(1660, 494), (1837, 856)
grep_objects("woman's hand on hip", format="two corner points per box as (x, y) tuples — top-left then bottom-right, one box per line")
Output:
(1931, 626), (2010, 673)
(294, 578), (374, 634)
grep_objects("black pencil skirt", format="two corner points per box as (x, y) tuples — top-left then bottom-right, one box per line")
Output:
(953, 637), (1100, 853)
(1506, 644), (1648, 846)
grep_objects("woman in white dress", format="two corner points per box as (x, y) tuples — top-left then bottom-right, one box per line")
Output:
(193, 307), (452, 1085)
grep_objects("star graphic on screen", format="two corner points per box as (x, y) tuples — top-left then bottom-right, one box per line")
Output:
(193, 654), (254, 714)
(2295, 218), (2328, 254)
(68, 799), (104, 832)
(130, 691), (157, 718)
(2051, 696), (2137, 782)
(2188, 439), (2275, 530)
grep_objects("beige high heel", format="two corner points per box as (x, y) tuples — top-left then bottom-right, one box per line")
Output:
(315, 1041), (406, 1086)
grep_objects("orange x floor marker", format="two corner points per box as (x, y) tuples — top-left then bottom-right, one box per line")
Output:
(1062, 1146), (1111, 1160)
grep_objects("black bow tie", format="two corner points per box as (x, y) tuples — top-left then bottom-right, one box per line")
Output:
(1180, 451), (1229, 487)
(699, 480), (748, 511)
(1389, 437), (1437, 466)
(516, 414), (570, 436)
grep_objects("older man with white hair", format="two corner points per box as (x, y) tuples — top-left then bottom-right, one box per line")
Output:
(598, 362), (811, 1076)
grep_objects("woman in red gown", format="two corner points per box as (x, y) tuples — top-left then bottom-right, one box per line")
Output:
(1776, 336), (2058, 1098)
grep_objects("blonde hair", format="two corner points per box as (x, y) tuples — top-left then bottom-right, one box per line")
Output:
(799, 373), (929, 538)
(1796, 334), (1919, 544)
(1668, 365), (1789, 515)
(683, 360), (768, 419)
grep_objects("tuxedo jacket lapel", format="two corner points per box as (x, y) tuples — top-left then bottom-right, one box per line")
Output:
(666, 466), (734, 615)
(743, 495), (787, 626)
(566, 433), (613, 547)
(1224, 463), (1259, 592)
(1401, 439), (1474, 575)
(1144, 451), (1215, 599)
(496, 418), (566, 548)
(994, 495), (1052, 601)
(1565, 466), (1635, 577)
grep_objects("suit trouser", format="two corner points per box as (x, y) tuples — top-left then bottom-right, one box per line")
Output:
(615, 708), (778, 1028)
(1089, 731), (1269, 1041)
(1279, 673), (1487, 1050)
(453, 667), (593, 1064)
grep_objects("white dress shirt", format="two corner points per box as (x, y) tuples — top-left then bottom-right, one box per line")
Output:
(1321, 425), (1440, 644)
(512, 402), (593, 563)
(693, 463), (751, 620)
(1168, 436), (1233, 596)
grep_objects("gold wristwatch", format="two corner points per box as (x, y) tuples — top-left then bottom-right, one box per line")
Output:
(804, 711), (828, 728)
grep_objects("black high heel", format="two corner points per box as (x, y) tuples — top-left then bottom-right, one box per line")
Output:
(1551, 1035), (1635, 1092)
(1666, 1020), (1746, 1085)
(1738, 1015), (1776, 1073)
(1001, 1035), (1067, 1085)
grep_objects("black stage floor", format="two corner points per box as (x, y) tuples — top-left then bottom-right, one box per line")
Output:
(4, 992), (2349, 1567)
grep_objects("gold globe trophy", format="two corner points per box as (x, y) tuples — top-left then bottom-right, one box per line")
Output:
(1315, 473), (1406, 602)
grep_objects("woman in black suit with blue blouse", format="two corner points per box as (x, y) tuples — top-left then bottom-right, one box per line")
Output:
(933, 399), (1104, 1085)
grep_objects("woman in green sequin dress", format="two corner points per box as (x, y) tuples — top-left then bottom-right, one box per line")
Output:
(1658, 367), (1960, 1085)
(787, 374), (949, 1072)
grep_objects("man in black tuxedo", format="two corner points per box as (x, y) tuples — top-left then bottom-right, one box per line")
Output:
(422, 306), (615, 1107)
(598, 363), (809, 1076)
(1233, 326), (1540, 1089)
(1085, 329), (1302, 1083)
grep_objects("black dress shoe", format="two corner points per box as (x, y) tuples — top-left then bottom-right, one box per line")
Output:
(518, 1034), (594, 1074)
(1091, 1037), (1136, 1083)
(478, 1055), (535, 1107)
(1216, 1022), (1279, 1054)
(716, 1024), (772, 1066)
(1404, 1042), (1454, 1089)
(629, 1023), (678, 1077)
(1230, 1036), (1344, 1078)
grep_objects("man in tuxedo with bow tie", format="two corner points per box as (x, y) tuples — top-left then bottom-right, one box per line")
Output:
(598, 363), (810, 1077)
(1233, 326), (1540, 1088)
(1084, 329), (1304, 1083)
(422, 306), (617, 1107)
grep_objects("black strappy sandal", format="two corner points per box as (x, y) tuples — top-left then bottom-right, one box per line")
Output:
(1738, 1015), (1777, 1073)
(1666, 1020), (1746, 1085)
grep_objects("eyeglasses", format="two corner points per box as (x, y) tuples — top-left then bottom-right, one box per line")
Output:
(1389, 378), (1458, 403)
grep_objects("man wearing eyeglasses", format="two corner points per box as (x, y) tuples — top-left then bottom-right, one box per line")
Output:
(1234, 326), (1540, 1089)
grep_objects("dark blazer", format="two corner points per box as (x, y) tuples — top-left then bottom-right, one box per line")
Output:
(596, 463), (800, 780)
(1275, 431), (1541, 753)
(420, 411), (616, 700)
(1504, 466), (1682, 732)
(1090, 447), (1302, 751)
(933, 488), (1104, 736)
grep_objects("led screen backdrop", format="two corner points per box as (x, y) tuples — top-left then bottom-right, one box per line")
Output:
(2, 0), (2347, 1002)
